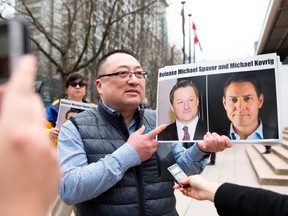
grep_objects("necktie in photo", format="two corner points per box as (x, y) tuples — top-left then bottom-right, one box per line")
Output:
(182, 126), (190, 141)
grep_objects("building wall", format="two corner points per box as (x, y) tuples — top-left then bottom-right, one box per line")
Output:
(279, 64), (288, 129)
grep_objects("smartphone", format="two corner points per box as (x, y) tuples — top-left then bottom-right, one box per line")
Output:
(167, 163), (189, 188)
(0, 17), (30, 84)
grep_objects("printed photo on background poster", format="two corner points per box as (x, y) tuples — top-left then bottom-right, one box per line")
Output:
(56, 99), (97, 128)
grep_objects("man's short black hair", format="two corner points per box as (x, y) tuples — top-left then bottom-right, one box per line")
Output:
(96, 49), (136, 76)
(223, 73), (263, 97)
(65, 108), (83, 120)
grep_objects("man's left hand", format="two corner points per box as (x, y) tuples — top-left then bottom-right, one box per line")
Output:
(197, 132), (232, 152)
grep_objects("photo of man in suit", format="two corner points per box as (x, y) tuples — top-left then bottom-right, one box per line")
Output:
(222, 73), (278, 153)
(158, 79), (207, 143)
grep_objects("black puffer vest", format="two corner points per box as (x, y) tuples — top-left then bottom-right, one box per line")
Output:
(71, 101), (178, 216)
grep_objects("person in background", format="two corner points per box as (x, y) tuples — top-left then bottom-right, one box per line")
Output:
(0, 55), (60, 216)
(158, 80), (207, 149)
(45, 71), (89, 146)
(222, 73), (278, 153)
(58, 49), (232, 216)
(174, 174), (288, 216)
(46, 74), (90, 216)
(48, 108), (83, 216)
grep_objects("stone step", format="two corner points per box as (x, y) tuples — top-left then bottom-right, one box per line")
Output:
(246, 145), (288, 186)
(282, 140), (288, 150)
(253, 145), (288, 175)
(272, 145), (288, 163)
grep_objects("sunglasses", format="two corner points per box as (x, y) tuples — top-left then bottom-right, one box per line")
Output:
(70, 82), (86, 87)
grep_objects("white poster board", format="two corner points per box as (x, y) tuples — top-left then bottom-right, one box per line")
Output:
(56, 99), (97, 128)
(157, 53), (281, 145)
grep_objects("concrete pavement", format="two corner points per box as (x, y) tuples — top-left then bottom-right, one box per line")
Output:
(175, 144), (288, 216)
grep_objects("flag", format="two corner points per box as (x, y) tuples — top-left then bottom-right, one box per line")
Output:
(181, 8), (185, 36)
(192, 21), (202, 51)
(192, 22), (196, 31)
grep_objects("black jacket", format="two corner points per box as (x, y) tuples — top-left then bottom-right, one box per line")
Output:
(215, 183), (288, 216)
(263, 123), (279, 139)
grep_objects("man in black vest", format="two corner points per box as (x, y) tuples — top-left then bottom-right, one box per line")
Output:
(58, 50), (232, 216)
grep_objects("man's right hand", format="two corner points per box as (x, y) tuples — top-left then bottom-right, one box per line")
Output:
(128, 124), (166, 161)
(174, 175), (220, 202)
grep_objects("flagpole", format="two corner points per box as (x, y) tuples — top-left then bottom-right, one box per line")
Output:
(181, 1), (185, 64)
(193, 22), (196, 63)
(188, 14), (192, 63)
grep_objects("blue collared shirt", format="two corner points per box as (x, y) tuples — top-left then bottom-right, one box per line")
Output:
(58, 114), (210, 205)
(230, 120), (263, 140)
(102, 101), (137, 133)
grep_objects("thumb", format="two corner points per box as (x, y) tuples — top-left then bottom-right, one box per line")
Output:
(179, 177), (190, 185)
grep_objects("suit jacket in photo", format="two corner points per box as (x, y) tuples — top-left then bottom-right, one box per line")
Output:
(263, 124), (279, 139)
(158, 120), (207, 141)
